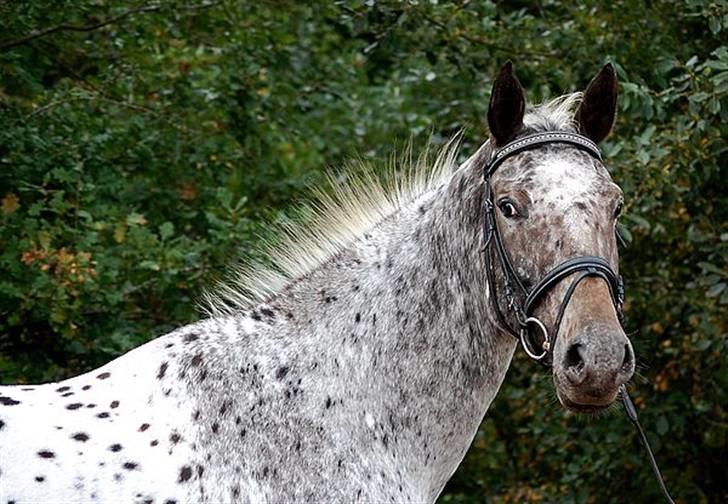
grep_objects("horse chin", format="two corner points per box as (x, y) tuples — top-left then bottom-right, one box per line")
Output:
(555, 381), (618, 414)
(558, 394), (613, 414)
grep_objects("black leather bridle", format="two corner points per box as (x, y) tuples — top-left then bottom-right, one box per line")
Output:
(482, 131), (624, 362)
(480, 130), (675, 503)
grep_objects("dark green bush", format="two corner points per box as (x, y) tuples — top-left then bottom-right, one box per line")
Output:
(1, 1), (725, 502)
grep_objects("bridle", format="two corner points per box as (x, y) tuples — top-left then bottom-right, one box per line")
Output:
(481, 130), (675, 503)
(481, 131), (624, 362)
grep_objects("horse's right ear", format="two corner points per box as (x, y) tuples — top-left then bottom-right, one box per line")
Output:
(487, 61), (526, 147)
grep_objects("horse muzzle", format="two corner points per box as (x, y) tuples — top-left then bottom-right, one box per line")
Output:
(553, 323), (635, 412)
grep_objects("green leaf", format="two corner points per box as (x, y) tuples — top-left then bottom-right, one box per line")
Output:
(708, 16), (721, 35)
(627, 214), (651, 230)
(706, 282), (726, 297)
(139, 260), (160, 271)
(698, 262), (726, 276)
(159, 222), (175, 240)
(127, 213), (148, 226)
(656, 416), (669, 436)
(695, 339), (712, 351)
(617, 223), (633, 244)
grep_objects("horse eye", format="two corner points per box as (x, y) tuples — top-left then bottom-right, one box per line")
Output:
(614, 201), (624, 219)
(498, 200), (519, 218)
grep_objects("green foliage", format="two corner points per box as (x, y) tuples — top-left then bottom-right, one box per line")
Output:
(0, 1), (725, 502)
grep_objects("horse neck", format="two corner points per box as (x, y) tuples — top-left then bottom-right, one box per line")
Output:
(267, 150), (517, 495)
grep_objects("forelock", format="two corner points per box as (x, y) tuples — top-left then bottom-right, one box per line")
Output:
(523, 92), (582, 133)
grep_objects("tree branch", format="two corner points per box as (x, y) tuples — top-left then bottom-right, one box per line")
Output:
(0, 2), (220, 52)
(419, 11), (558, 59)
(25, 91), (201, 137)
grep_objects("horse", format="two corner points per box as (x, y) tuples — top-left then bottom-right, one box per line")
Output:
(0, 62), (635, 504)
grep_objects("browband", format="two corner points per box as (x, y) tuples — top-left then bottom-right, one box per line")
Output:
(485, 131), (602, 177)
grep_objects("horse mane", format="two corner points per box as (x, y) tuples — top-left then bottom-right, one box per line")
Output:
(202, 93), (582, 316)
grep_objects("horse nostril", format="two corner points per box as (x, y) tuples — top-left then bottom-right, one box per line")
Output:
(565, 343), (584, 369)
(563, 343), (587, 385)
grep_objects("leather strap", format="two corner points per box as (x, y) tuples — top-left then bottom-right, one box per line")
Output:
(524, 256), (623, 314)
(485, 131), (602, 176)
(622, 387), (676, 504)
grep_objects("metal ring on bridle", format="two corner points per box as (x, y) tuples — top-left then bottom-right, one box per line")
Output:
(519, 317), (549, 361)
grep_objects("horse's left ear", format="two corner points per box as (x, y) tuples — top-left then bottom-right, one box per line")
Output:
(575, 63), (618, 143)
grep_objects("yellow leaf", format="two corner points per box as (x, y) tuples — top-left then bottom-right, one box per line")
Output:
(38, 231), (51, 250)
(114, 222), (127, 243)
(1, 193), (19, 214)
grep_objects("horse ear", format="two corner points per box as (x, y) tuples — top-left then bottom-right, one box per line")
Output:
(487, 61), (526, 146)
(575, 63), (618, 143)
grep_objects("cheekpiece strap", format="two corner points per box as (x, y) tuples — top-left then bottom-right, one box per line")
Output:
(484, 131), (602, 177)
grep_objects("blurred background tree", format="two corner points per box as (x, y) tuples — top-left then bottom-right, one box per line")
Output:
(0, 1), (725, 502)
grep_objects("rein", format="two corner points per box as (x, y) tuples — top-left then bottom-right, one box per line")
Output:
(481, 131), (675, 503)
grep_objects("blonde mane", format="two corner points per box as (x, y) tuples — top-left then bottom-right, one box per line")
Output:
(202, 137), (462, 316)
(202, 93), (582, 316)
(525, 92), (582, 131)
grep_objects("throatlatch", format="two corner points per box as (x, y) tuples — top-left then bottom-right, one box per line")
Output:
(481, 130), (674, 503)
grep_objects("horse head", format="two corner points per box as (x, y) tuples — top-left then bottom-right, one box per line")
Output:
(484, 62), (635, 412)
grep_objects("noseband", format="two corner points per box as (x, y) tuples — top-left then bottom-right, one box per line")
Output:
(482, 131), (625, 362)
